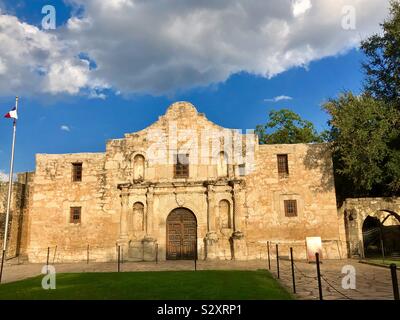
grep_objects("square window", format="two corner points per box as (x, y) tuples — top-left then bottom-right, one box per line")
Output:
(72, 163), (82, 182)
(174, 154), (189, 178)
(277, 154), (289, 177)
(70, 207), (81, 224)
(284, 200), (297, 217)
(238, 164), (246, 176)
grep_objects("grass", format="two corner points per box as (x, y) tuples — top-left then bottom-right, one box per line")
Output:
(0, 270), (293, 300)
(362, 259), (400, 267)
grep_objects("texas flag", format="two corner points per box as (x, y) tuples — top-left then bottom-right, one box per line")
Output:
(4, 106), (18, 120)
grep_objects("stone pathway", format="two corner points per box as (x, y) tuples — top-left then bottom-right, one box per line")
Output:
(270, 259), (397, 300)
(0, 259), (397, 300)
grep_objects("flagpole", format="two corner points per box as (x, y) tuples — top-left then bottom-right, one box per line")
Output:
(0, 96), (18, 283)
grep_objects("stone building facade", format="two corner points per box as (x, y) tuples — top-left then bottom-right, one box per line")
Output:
(1, 102), (348, 263)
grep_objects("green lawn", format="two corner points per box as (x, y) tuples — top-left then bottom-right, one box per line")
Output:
(363, 259), (400, 267)
(0, 270), (292, 300)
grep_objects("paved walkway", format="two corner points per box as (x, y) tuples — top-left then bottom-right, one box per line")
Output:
(270, 259), (396, 300)
(0, 259), (397, 300)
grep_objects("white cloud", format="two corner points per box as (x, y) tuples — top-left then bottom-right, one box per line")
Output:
(0, 170), (7, 182)
(60, 125), (71, 132)
(292, 0), (312, 17)
(264, 95), (293, 103)
(0, 14), (106, 96)
(0, 0), (391, 96)
(88, 90), (107, 100)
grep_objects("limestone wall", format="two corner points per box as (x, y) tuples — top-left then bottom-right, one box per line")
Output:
(243, 143), (346, 260)
(26, 153), (119, 262)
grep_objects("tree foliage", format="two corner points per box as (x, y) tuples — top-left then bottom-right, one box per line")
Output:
(324, 0), (400, 198)
(361, 0), (400, 104)
(324, 93), (400, 196)
(256, 109), (324, 144)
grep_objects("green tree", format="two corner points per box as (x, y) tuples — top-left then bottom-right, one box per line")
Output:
(361, 0), (400, 104)
(324, 92), (400, 196)
(256, 109), (324, 144)
(324, 1), (400, 199)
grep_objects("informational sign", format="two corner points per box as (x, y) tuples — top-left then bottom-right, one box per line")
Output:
(306, 237), (323, 262)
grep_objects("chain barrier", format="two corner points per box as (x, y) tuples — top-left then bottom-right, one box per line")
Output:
(270, 245), (355, 300)
(320, 274), (354, 300)
(293, 259), (355, 299)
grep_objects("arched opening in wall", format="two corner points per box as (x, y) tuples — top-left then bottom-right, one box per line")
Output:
(362, 213), (400, 259)
(378, 210), (400, 258)
(362, 216), (382, 258)
(133, 154), (145, 180)
(133, 202), (145, 232)
(217, 151), (228, 177)
(166, 208), (197, 260)
(219, 200), (232, 229)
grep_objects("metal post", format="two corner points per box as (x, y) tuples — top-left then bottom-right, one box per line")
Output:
(2, 97), (18, 257)
(87, 244), (89, 264)
(117, 245), (121, 272)
(194, 242), (197, 271)
(316, 252), (323, 300)
(276, 244), (280, 279)
(380, 239), (385, 264)
(267, 241), (271, 270)
(1, 97), (18, 284)
(290, 247), (296, 293)
(155, 243), (158, 264)
(390, 264), (399, 300)
(46, 247), (50, 274)
(0, 250), (5, 283)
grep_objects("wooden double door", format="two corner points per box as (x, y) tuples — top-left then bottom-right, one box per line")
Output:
(166, 208), (197, 260)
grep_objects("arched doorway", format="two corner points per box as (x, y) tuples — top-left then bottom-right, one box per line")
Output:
(362, 216), (382, 258)
(166, 208), (197, 260)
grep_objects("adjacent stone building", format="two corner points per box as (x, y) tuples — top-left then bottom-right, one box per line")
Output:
(1, 102), (348, 263)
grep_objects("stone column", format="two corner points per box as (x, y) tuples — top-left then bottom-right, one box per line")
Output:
(231, 182), (247, 260)
(117, 187), (129, 253)
(145, 187), (154, 236)
(232, 183), (245, 234)
(143, 186), (156, 261)
(207, 185), (217, 231)
(205, 184), (219, 259)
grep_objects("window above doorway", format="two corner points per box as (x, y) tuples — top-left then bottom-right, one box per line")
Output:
(174, 154), (189, 178)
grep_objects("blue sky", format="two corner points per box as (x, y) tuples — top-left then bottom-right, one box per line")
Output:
(0, 0), (388, 174)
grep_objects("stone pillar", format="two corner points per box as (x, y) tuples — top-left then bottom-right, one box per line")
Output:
(118, 187), (129, 251)
(231, 182), (247, 260)
(145, 187), (154, 237)
(205, 184), (219, 259)
(143, 187), (156, 260)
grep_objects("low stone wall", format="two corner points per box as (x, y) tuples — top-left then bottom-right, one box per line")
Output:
(245, 239), (344, 261)
(25, 238), (345, 263)
(26, 246), (118, 264)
